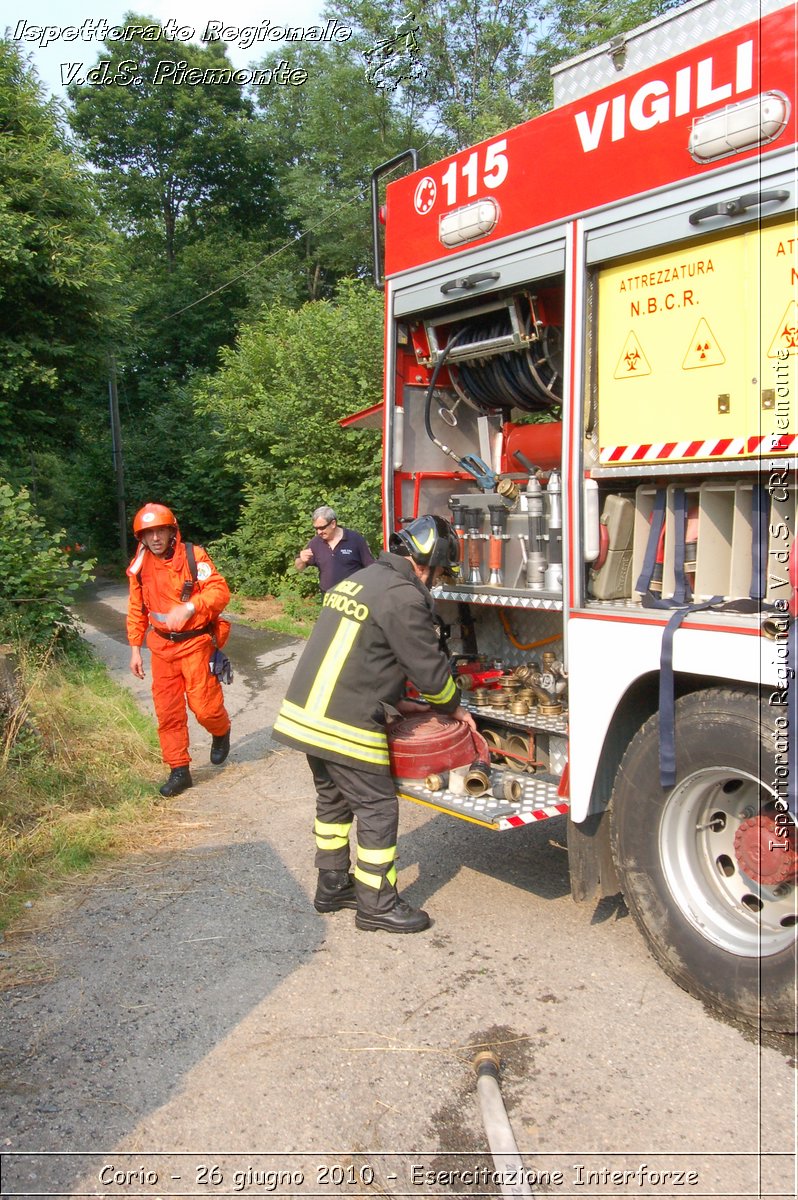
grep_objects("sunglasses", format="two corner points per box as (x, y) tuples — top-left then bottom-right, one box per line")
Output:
(313, 520), (334, 532)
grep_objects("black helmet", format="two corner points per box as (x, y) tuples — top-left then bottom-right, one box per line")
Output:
(389, 514), (460, 570)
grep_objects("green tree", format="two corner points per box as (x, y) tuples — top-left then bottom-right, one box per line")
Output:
(337, 0), (686, 148)
(67, 13), (281, 266)
(196, 280), (384, 595)
(120, 380), (243, 547)
(251, 38), (435, 297)
(0, 39), (121, 470)
(528, 0), (684, 108)
(336, 0), (544, 149)
(65, 15), (287, 551)
(0, 480), (95, 644)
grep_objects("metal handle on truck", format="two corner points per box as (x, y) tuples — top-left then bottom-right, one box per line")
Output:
(689, 187), (789, 225)
(440, 271), (501, 295)
(370, 149), (419, 287)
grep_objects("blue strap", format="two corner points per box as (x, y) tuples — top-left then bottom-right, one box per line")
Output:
(658, 597), (723, 787)
(670, 487), (689, 606)
(635, 490), (666, 597)
(640, 489), (694, 610)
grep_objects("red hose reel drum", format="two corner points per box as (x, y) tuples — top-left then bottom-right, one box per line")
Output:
(387, 714), (489, 779)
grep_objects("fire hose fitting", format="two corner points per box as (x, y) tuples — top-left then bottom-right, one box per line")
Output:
(525, 475), (546, 591)
(481, 727), (506, 762)
(465, 507), (485, 585)
(448, 498), (466, 570)
(492, 776), (523, 802)
(425, 772), (449, 791)
(487, 502), (509, 587)
(464, 759), (491, 796)
(544, 468), (562, 592)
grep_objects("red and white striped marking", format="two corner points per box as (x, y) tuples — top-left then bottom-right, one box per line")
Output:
(600, 434), (797, 464)
(498, 801), (569, 830)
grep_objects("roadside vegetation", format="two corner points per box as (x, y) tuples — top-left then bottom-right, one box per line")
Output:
(225, 593), (321, 640)
(0, 484), (161, 930)
(0, 643), (161, 931)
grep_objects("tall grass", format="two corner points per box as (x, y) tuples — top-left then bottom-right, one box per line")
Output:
(0, 642), (161, 929)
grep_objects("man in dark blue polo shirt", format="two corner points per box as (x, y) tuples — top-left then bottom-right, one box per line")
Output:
(294, 506), (376, 594)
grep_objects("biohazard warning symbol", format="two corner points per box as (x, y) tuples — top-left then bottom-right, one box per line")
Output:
(768, 301), (798, 356)
(683, 319), (725, 369)
(614, 332), (651, 379)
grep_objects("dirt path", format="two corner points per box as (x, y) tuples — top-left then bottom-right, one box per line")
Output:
(0, 585), (796, 1200)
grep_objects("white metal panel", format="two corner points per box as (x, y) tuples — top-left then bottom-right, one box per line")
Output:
(566, 614), (780, 821)
(393, 235), (565, 318)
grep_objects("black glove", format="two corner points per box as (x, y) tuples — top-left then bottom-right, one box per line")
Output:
(209, 648), (233, 685)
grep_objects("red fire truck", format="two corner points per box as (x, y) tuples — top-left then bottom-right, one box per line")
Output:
(366, 0), (797, 1029)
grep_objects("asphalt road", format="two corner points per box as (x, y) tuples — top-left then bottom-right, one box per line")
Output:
(0, 583), (796, 1200)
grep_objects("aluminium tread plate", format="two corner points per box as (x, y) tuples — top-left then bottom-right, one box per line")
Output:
(464, 701), (568, 735)
(396, 771), (568, 831)
(432, 585), (563, 610)
(551, 0), (788, 106)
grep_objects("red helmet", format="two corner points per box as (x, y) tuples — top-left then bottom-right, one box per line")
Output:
(133, 503), (177, 539)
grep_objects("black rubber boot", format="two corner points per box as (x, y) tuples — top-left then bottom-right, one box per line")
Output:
(355, 896), (431, 933)
(159, 766), (193, 797)
(210, 728), (231, 765)
(314, 871), (358, 913)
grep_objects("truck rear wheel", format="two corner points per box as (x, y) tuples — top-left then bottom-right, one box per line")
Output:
(610, 688), (797, 1031)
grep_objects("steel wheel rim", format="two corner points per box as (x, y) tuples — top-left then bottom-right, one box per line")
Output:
(658, 767), (797, 957)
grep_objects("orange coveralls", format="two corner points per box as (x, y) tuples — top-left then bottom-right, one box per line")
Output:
(126, 531), (231, 768)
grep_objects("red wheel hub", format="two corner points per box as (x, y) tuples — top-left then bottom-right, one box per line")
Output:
(733, 814), (798, 886)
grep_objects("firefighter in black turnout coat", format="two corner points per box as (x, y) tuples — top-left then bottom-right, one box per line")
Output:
(274, 515), (476, 932)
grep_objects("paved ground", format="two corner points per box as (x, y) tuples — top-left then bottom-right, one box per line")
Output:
(0, 583), (795, 1200)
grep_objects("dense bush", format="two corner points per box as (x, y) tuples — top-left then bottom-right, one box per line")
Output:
(197, 279), (384, 595)
(0, 480), (95, 644)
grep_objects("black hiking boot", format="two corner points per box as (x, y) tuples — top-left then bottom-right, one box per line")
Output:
(314, 871), (358, 913)
(210, 728), (231, 765)
(159, 766), (193, 797)
(355, 896), (431, 933)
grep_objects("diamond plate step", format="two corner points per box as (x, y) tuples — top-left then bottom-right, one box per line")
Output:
(396, 770), (569, 831)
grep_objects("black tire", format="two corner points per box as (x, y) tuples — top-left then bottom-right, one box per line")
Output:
(609, 687), (797, 1031)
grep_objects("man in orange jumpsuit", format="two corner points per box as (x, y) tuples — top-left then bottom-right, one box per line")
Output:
(126, 503), (232, 797)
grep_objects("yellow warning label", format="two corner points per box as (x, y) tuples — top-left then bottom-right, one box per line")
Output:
(597, 215), (796, 456)
(768, 301), (798, 357)
(682, 318), (726, 370)
(614, 332), (651, 379)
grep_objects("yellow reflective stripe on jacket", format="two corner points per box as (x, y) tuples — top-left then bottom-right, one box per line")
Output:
(274, 707), (390, 767)
(356, 844), (396, 865)
(279, 700), (387, 750)
(419, 675), (457, 706)
(306, 618), (360, 714)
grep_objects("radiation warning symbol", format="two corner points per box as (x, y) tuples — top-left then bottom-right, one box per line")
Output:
(683, 319), (725, 369)
(768, 301), (798, 356)
(614, 332), (651, 379)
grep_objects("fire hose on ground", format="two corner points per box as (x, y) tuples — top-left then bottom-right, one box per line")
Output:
(473, 1052), (535, 1199)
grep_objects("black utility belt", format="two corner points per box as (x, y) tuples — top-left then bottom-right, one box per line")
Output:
(151, 624), (212, 643)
